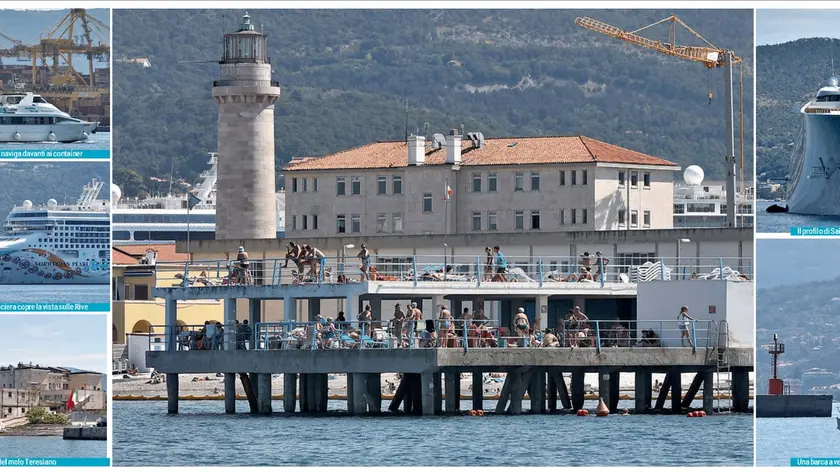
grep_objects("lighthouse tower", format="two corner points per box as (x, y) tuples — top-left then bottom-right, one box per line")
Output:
(212, 12), (280, 240)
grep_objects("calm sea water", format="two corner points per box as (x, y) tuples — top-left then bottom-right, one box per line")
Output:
(0, 436), (105, 458)
(757, 406), (840, 466)
(0, 285), (109, 304)
(756, 200), (840, 234)
(114, 400), (753, 467)
(0, 132), (109, 150)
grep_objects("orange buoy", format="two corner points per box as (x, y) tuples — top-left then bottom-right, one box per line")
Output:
(477, 410), (485, 416)
(698, 410), (707, 417)
(576, 409), (589, 416)
(595, 398), (609, 417)
(469, 410), (477, 416)
(687, 411), (696, 417)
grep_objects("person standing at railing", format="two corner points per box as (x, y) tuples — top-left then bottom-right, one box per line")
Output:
(323, 318), (337, 349)
(493, 246), (508, 282)
(241, 320), (252, 350)
(357, 244), (371, 281)
(408, 302), (424, 344)
(358, 304), (373, 338)
(593, 251), (609, 281)
(236, 246), (251, 285)
(567, 307), (589, 347)
(303, 245), (327, 282)
(513, 307), (530, 347)
(483, 247), (494, 281)
(438, 305), (456, 348)
(392, 303), (406, 348)
(336, 311), (347, 331)
(458, 307), (472, 340)
(283, 242), (305, 281)
(678, 306), (695, 347)
(420, 320), (437, 348)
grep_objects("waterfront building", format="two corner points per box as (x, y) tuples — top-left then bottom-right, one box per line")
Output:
(0, 363), (105, 418)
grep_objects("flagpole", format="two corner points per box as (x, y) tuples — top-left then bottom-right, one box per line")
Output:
(187, 201), (191, 260)
(444, 178), (449, 277)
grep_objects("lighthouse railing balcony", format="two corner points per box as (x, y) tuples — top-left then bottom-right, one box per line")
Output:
(154, 255), (753, 289)
(212, 79), (280, 88)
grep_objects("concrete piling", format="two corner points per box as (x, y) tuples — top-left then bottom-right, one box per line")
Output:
(258, 373), (272, 414)
(224, 373), (236, 414)
(702, 371), (714, 414)
(732, 369), (750, 412)
(472, 370), (483, 411)
(166, 373), (178, 414)
(445, 370), (459, 413)
(635, 370), (651, 414)
(670, 370), (682, 413)
(283, 373), (295, 413)
(352, 373), (368, 414)
(571, 370), (585, 410)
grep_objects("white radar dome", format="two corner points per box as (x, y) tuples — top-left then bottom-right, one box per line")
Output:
(111, 184), (122, 203)
(683, 165), (705, 186)
(22, 200), (32, 210)
(46, 199), (58, 209)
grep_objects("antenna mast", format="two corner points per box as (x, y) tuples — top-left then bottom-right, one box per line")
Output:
(404, 100), (409, 142)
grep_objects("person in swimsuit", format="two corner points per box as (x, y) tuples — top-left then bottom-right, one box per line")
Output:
(392, 303), (406, 347)
(236, 246), (251, 284)
(513, 307), (530, 347)
(284, 242), (305, 281)
(493, 246), (508, 282)
(358, 304), (373, 337)
(357, 244), (371, 281)
(678, 306), (695, 347)
(483, 247), (494, 281)
(438, 305), (456, 347)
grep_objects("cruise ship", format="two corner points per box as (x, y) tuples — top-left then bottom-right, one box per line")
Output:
(785, 77), (840, 215)
(112, 153), (285, 243)
(0, 179), (110, 284)
(0, 93), (99, 143)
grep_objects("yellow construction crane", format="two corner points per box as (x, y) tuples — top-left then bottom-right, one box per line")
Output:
(576, 15), (745, 228)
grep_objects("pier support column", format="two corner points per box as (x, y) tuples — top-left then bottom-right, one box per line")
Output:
(420, 372), (435, 416)
(536, 296), (548, 331)
(531, 369), (546, 414)
(732, 369), (750, 413)
(164, 298), (178, 352)
(452, 300), (463, 322)
(472, 370), (483, 411)
(352, 373), (368, 415)
(283, 374), (296, 412)
(367, 374), (381, 413)
(314, 374), (328, 413)
(433, 295), (447, 315)
(308, 299), (321, 321)
(224, 373), (236, 414)
(259, 373), (273, 414)
(703, 371), (714, 414)
(389, 374), (409, 412)
(509, 369), (530, 415)
(306, 374), (318, 413)
(547, 369), (558, 412)
(571, 370), (585, 410)
(682, 372), (705, 409)
(166, 373), (178, 414)
(284, 296), (296, 322)
(556, 371), (572, 410)
(346, 295), (359, 330)
(635, 370), (651, 414)
(224, 298), (237, 351)
(670, 370), (682, 413)
(369, 299), (383, 328)
(248, 299), (261, 351)
(433, 372), (443, 415)
(609, 372), (620, 412)
(445, 370), (460, 413)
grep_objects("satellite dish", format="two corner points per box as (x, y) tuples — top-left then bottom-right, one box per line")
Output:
(432, 133), (446, 150)
(684, 165), (705, 186)
(22, 200), (32, 210)
(46, 199), (58, 209)
(111, 184), (123, 203)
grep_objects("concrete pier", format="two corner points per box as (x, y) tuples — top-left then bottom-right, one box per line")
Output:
(167, 373), (178, 414)
(63, 427), (106, 440)
(224, 373), (236, 414)
(755, 394), (833, 417)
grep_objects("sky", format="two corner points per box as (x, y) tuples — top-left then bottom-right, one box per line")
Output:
(0, 315), (107, 373)
(757, 9), (840, 45)
(757, 239), (840, 289)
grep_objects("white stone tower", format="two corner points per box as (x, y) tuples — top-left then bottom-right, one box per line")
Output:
(212, 12), (280, 240)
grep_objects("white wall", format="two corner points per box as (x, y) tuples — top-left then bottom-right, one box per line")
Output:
(636, 279), (753, 347)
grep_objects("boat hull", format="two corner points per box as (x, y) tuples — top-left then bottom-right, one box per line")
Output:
(0, 122), (99, 143)
(787, 113), (840, 215)
(0, 249), (108, 285)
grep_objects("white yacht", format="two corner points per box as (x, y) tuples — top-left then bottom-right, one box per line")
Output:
(0, 93), (99, 143)
(112, 153), (286, 243)
(0, 179), (110, 284)
(786, 77), (840, 215)
(673, 165), (754, 228)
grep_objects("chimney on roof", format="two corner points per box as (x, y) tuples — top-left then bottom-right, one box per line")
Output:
(446, 129), (462, 165)
(408, 135), (426, 166)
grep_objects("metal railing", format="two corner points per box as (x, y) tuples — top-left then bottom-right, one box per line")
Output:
(212, 79), (280, 87)
(151, 319), (715, 355)
(154, 255), (753, 289)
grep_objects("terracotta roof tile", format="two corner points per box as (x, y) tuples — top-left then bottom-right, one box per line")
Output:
(112, 249), (138, 266)
(284, 135), (677, 171)
(113, 244), (189, 263)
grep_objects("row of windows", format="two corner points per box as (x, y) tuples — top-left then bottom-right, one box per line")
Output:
(336, 214), (362, 234)
(290, 177), (318, 193)
(618, 210), (652, 228)
(618, 171), (652, 188)
(673, 204), (753, 215)
(0, 116), (78, 125)
(290, 214), (319, 231)
(376, 213), (404, 233)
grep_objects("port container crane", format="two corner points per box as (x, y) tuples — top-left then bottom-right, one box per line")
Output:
(575, 15), (745, 227)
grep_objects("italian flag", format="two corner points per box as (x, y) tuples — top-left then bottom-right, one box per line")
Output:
(66, 389), (79, 410)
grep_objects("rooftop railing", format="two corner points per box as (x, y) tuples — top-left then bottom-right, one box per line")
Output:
(154, 255), (753, 289)
(150, 318), (717, 356)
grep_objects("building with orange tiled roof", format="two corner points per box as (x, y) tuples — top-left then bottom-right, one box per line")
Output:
(283, 130), (680, 239)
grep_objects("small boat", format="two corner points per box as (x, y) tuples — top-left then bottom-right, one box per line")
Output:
(766, 204), (789, 213)
(0, 93), (98, 143)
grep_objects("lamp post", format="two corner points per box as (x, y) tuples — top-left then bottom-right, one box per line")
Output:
(677, 238), (690, 279)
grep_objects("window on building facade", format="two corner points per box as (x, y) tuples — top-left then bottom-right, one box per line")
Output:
(302, 215), (308, 230)
(643, 210), (651, 227)
(472, 212), (482, 231)
(643, 172), (651, 188)
(351, 177), (361, 195)
(618, 209), (626, 226)
(302, 178), (308, 192)
(631, 172), (638, 188)
(336, 177), (346, 196)
(392, 213), (403, 232)
(514, 172), (524, 191)
(393, 175), (402, 195)
(488, 173), (498, 192)
(377, 213), (387, 233)
(571, 170), (577, 185)
(582, 209), (588, 224)
(351, 214), (361, 233)
(312, 214), (318, 230)
(291, 215), (297, 231)
(313, 178), (318, 192)
(630, 210), (638, 227)
(618, 171), (625, 187)
(336, 214), (346, 234)
(291, 178), (298, 193)
(488, 211), (498, 230)
(472, 173), (482, 192)
(530, 210), (540, 230)
(559, 170), (566, 186)
(582, 170), (588, 185)
(514, 211), (524, 230)
(559, 209), (565, 225)
(377, 176), (387, 195)
(531, 172), (540, 191)
(423, 193), (432, 212)
(571, 209), (577, 225)
(674, 204), (685, 214)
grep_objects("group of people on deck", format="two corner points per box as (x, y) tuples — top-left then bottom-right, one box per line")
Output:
(283, 241), (329, 282)
(544, 251), (610, 283)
